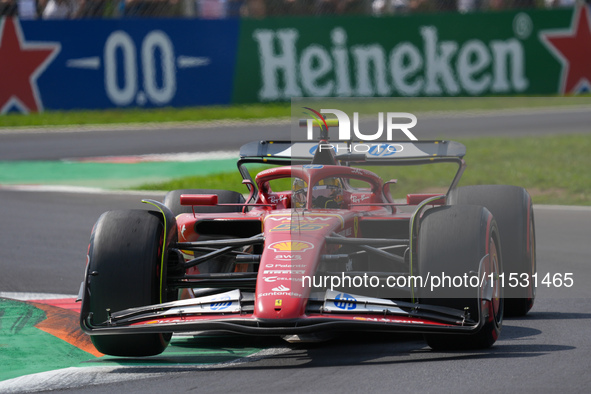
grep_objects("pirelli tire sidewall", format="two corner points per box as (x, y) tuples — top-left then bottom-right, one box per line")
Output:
(83, 209), (171, 357)
(417, 205), (503, 350)
(448, 185), (535, 317)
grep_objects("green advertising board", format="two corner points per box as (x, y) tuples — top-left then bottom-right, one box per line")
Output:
(233, 7), (590, 102)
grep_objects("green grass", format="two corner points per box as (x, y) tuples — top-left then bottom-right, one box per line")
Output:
(140, 170), (256, 193)
(1, 96), (590, 128)
(136, 134), (591, 206)
(3, 98), (590, 205)
(292, 96), (591, 117)
(0, 104), (291, 128)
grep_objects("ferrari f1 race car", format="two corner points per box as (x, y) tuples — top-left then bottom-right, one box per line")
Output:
(79, 125), (536, 357)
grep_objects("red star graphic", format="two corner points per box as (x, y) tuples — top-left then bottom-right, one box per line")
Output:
(0, 18), (60, 113)
(541, 6), (591, 94)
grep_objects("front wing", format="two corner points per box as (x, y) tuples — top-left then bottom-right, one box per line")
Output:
(81, 290), (485, 337)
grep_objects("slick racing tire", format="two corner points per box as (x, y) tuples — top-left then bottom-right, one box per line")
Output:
(417, 205), (503, 350)
(164, 189), (245, 215)
(85, 210), (171, 357)
(448, 185), (536, 317)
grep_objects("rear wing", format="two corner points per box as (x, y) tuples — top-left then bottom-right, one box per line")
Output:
(239, 140), (466, 163)
(237, 139), (467, 204)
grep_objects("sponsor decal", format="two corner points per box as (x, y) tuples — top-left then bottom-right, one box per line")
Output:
(270, 223), (329, 232)
(180, 224), (187, 240)
(272, 263), (306, 268)
(266, 215), (334, 222)
(275, 299), (283, 307)
(264, 270), (306, 274)
(209, 295), (232, 311)
(303, 164), (324, 169)
(272, 285), (290, 292)
(268, 194), (287, 204)
(351, 195), (370, 203)
(334, 293), (357, 310)
(264, 264), (306, 270)
(540, 6), (591, 94)
(260, 291), (303, 297)
(3, 18), (239, 111)
(264, 276), (289, 282)
(353, 316), (424, 324)
(268, 241), (314, 252)
(275, 254), (303, 261)
(267, 213), (345, 229)
(0, 18), (60, 114)
(263, 276), (302, 283)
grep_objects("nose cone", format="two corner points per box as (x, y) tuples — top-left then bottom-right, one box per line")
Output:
(254, 237), (319, 320)
(255, 211), (347, 320)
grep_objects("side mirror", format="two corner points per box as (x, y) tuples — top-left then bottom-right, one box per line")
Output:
(382, 179), (398, 201)
(180, 194), (218, 206)
(242, 179), (255, 203)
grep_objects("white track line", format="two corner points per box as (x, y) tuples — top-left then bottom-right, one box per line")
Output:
(0, 292), (291, 392)
(533, 205), (591, 212)
(0, 292), (77, 300)
(0, 345), (290, 393)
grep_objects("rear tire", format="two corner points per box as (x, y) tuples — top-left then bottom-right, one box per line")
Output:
(86, 210), (171, 357)
(418, 205), (503, 350)
(163, 189), (247, 296)
(163, 189), (245, 215)
(448, 185), (535, 316)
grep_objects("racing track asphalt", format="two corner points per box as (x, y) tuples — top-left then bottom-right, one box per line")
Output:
(1, 106), (591, 161)
(0, 191), (590, 393)
(0, 106), (590, 392)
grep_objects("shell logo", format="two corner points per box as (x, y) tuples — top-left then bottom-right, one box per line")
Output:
(268, 241), (314, 252)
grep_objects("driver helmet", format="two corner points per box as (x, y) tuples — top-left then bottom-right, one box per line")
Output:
(312, 177), (345, 209)
(292, 178), (308, 208)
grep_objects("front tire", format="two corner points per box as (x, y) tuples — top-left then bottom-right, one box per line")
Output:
(417, 205), (503, 350)
(84, 210), (171, 357)
(449, 185), (536, 316)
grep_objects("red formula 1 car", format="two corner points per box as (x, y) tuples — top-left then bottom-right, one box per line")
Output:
(79, 133), (536, 357)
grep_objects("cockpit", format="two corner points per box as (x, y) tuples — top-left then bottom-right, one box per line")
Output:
(255, 165), (386, 210)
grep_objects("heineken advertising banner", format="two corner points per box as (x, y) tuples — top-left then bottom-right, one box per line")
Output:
(1, 7), (590, 113)
(0, 18), (239, 113)
(233, 7), (591, 102)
